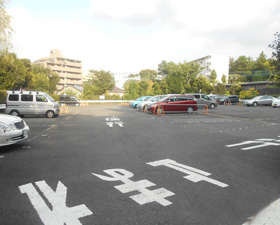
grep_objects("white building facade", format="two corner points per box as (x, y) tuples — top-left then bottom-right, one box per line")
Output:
(191, 55), (229, 83)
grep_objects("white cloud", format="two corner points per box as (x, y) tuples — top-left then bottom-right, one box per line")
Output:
(7, 0), (280, 76)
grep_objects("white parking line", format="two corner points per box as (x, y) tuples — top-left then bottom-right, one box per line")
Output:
(0, 156), (4, 159)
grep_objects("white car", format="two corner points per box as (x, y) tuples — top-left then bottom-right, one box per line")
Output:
(137, 95), (167, 111)
(0, 114), (29, 147)
(272, 96), (280, 108)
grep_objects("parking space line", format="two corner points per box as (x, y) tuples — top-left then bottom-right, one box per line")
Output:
(206, 113), (278, 124)
(0, 156), (4, 159)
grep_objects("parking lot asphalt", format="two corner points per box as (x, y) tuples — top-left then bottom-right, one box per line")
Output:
(0, 104), (280, 225)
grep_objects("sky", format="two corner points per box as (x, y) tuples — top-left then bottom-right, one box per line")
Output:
(7, 0), (280, 76)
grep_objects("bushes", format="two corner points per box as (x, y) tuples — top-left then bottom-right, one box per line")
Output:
(0, 90), (7, 104)
(239, 90), (259, 99)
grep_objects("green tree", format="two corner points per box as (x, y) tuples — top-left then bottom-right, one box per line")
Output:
(0, 53), (28, 89)
(191, 76), (214, 93)
(0, 0), (13, 53)
(139, 69), (158, 80)
(138, 80), (149, 96)
(30, 64), (59, 93)
(159, 60), (201, 94)
(214, 83), (226, 95)
(123, 80), (139, 100)
(269, 32), (280, 86)
(210, 69), (217, 85)
(158, 60), (177, 75)
(230, 84), (242, 95)
(88, 70), (115, 95)
(221, 74), (227, 84)
(152, 81), (161, 95)
(83, 82), (95, 99)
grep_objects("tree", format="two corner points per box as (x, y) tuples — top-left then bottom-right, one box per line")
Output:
(88, 70), (115, 95)
(152, 81), (161, 95)
(230, 84), (242, 95)
(123, 80), (139, 100)
(210, 69), (217, 85)
(158, 60), (201, 94)
(0, 53), (28, 90)
(0, 0), (13, 53)
(214, 83), (226, 95)
(191, 75), (214, 93)
(269, 32), (280, 86)
(221, 74), (227, 84)
(139, 69), (158, 80)
(138, 80), (149, 96)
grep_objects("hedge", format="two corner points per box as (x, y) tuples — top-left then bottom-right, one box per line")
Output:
(0, 90), (7, 104)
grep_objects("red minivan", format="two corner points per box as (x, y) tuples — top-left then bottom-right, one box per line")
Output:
(146, 95), (198, 113)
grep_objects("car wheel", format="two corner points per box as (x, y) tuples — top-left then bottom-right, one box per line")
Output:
(46, 110), (55, 118)
(10, 110), (20, 117)
(186, 106), (193, 113)
(253, 102), (258, 107)
(210, 103), (215, 109)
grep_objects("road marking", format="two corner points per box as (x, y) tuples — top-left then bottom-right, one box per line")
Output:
(243, 197), (280, 225)
(226, 137), (280, 150)
(147, 159), (228, 188)
(19, 180), (92, 225)
(0, 155), (4, 159)
(105, 117), (124, 127)
(92, 169), (174, 206)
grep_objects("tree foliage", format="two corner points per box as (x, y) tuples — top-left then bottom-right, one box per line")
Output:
(86, 70), (115, 96)
(210, 70), (217, 85)
(0, 52), (59, 93)
(0, 0), (13, 53)
(269, 32), (280, 86)
(229, 52), (275, 82)
(139, 69), (158, 80)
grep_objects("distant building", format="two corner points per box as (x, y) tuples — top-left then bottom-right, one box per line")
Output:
(57, 85), (84, 97)
(34, 49), (83, 91)
(191, 55), (229, 83)
(108, 86), (126, 98)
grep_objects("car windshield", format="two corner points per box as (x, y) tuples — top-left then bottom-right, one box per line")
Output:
(159, 96), (172, 102)
(252, 97), (260, 100)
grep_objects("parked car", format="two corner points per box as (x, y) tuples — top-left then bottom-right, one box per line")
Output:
(6, 91), (60, 118)
(0, 114), (29, 147)
(218, 95), (239, 105)
(137, 95), (167, 111)
(208, 95), (227, 101)
(146, 95), (197, 113)
(59, 95), (80, 106)
(188, 93), (218, 109)
(131, 96), (152, 108)
(244, 95), (276, 107)
(272, 96), (280, 108)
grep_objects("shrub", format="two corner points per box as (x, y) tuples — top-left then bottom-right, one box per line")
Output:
(0, 90), (7, 104)
(239, 90), (259, 99)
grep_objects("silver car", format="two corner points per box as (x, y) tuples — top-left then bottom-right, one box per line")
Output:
(188, 93), (218, 109)
(244, 96), (276, 107)
(0, 114), (29, 146)
(137, 95), (167, 111)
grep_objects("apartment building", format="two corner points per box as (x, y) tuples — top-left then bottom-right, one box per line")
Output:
(191, 55), (229, 83)
(34, 49), (83, 91)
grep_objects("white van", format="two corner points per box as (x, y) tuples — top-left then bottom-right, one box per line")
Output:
(6, 91), (60, 118)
